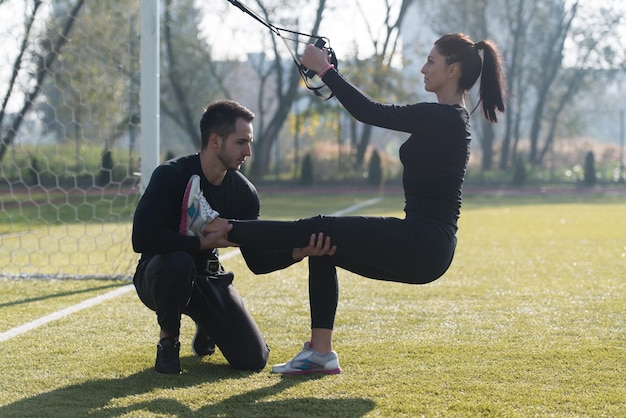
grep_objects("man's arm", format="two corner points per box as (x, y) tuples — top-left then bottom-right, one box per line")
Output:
(132, 165), (198, 255)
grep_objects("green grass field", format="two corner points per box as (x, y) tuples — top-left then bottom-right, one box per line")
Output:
(1, 192), (625, 417)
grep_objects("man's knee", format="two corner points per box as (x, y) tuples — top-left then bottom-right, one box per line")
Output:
(147, 252), (194, 288)
(144, 251), (195, 304)
(230, 344), (270, 371)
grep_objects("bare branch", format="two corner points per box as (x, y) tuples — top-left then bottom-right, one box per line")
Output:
(0, 0), (86, 162)
(0, 0), (43, 135)
(162, 0), (201, 147)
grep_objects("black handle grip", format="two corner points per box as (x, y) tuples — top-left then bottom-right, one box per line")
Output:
(302, 38), (326, 79)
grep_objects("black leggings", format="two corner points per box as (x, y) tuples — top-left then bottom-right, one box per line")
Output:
(228, 215), (457, 329)
(133, 251), (269, 370)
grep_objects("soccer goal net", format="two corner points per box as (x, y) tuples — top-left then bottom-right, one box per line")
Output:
(0, 1), (146, 279)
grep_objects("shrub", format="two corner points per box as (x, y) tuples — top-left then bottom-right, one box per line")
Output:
(300, 153), (314, 185)
(98, 150), (114, 186)
(368, 148), (383, 186)
(27, 155), (40, 186)
(511, 155), (527, 186)
(583, 151), (596, 187)
(164, 150), (175, 162)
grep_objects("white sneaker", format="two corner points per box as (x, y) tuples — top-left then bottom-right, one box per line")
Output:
(179, 175), (219, 236)
(271, 342), (341, 375)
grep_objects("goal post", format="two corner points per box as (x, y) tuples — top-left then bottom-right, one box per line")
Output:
(139, 0), (160, 194)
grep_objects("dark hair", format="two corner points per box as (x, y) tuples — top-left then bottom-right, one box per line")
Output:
(435, 33), (506, 123)
(199, 100), (255, 149)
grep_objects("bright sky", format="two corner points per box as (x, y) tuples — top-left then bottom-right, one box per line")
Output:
(0, 0), (390, 111)
(1, 0), (625, 111)
(201, 0), (393, 61)
(0, 0), (53, 112)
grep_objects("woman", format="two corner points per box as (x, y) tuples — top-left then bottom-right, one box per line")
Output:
(193, 33), (506, 374)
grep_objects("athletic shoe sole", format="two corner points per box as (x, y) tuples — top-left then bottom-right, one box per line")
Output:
(180, 175), (200, 235)
(274, 367), (342, 375)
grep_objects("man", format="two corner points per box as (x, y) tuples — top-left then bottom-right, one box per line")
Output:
(132, 99), (334, 374)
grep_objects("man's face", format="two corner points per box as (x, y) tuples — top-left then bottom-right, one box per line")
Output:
(216, 117), (253, 171)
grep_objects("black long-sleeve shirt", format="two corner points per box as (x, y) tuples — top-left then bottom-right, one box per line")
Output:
(132, 153), (297, 274)
(322, 70), (471, 230)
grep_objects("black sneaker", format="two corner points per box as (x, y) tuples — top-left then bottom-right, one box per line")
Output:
(192, 324), (216, 357)
(155, 337), (182, 375)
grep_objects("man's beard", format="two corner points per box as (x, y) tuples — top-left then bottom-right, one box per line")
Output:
(217, 149), (241, 171)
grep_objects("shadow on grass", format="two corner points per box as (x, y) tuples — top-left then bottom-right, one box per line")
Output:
(0, 282), (128, 308)
(0, 359), (375, 418)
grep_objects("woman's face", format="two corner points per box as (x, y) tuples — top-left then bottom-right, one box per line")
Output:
(420, 46), (452, 93)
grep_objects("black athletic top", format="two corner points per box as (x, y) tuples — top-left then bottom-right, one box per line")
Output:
(132, 153), (297, 273)
(322, 70), (471, 230)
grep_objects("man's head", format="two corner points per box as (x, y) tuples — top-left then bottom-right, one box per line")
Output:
(200, 100), (255, 150)
(200, 100), (255, 172)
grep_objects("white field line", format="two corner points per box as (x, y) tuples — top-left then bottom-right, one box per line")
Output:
(0, 285), (135, 342)
(0, 197), (382, 342)
(330, 197), (382, 216)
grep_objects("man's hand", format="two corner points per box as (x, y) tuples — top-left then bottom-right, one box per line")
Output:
(202, 217), (230, 234)
(198, 222), (237, 250)
(292, 232), (337, 261)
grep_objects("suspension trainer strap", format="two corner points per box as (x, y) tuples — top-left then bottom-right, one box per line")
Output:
(225, 0), (337, 100)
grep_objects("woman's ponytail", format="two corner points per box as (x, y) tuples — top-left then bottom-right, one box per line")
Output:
(475, 40), (506, 123)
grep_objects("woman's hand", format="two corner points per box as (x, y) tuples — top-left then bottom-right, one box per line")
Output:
(300, 44), (332, 75)
(292, 232), (337, 261)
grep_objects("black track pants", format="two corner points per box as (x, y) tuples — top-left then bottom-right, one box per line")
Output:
(228, 215), (457, 330)
(133, 251), (269, 370)
(228, 215), (457, 284)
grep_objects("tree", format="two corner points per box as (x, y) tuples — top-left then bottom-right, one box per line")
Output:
(417, 0), (626, 172)
(499, 0), (624, 168)
(346, 0), (416, 171)
(161, 0), (234, 150)
(0, 0), (86, 162)
(36, 1), (140, 174)
(499, 0), (535, 170)
(244, 0), (328, 179)
(417, 0), (500, 171)
(525, 1), (577, 166)
(534, 3), (624, 166)
(157, 0), (332, 177)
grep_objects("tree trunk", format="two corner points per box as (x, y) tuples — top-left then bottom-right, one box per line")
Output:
(0, 0), (86, 162)
(480, 121), (495, 171)
(248, 0), (327, 178)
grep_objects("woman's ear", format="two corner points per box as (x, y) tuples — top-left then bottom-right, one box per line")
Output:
(447, 62), (461, 79)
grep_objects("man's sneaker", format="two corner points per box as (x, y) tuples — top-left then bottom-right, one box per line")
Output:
(180, 174), (219, 237)
(271, 341), (341, 375)
(191, 324), (216, 357)
(155, 337), (182, 375)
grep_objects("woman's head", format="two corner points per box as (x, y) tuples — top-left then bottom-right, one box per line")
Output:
(432, 33), (506, 122)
